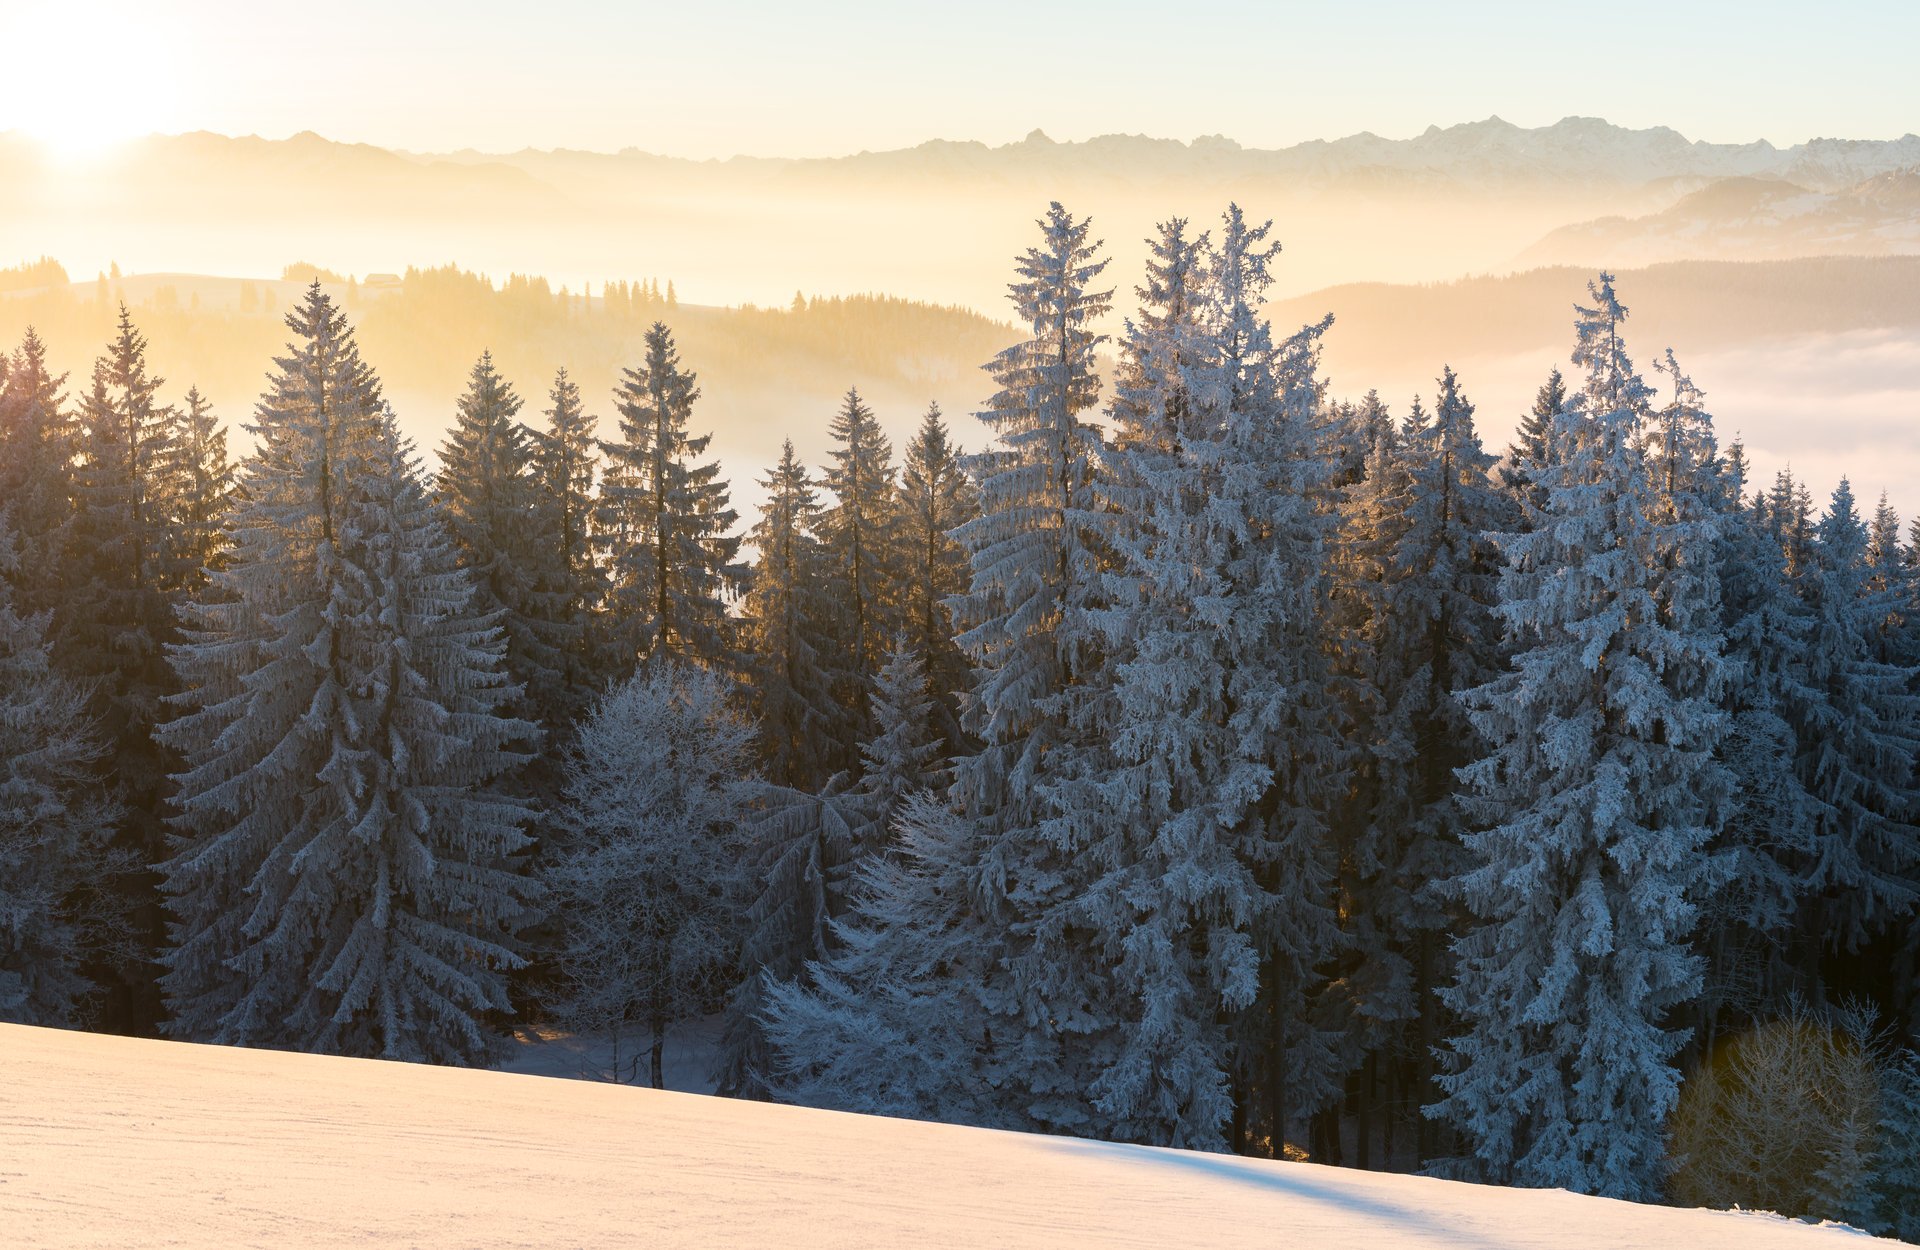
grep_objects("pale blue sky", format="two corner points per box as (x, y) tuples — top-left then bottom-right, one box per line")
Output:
(5, 0), (1917, 156)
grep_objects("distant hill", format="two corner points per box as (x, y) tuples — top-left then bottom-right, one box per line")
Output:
(1520, 171), (1920, 267)
(1269, 256), (1920, 371)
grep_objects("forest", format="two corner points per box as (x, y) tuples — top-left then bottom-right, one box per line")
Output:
(0, 201), (1916, 1236)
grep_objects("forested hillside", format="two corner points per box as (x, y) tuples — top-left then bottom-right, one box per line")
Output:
(2, 204), (1917, 1236)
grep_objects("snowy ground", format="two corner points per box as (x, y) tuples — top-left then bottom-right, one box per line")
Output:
(0, 1023), (1889, 1248)
(499, 1015), (723, 1093)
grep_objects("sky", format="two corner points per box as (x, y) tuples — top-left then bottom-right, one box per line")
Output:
(3, 0), (1917, 159)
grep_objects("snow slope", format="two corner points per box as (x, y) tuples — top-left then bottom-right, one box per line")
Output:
(0, 1023), (1886, 1248)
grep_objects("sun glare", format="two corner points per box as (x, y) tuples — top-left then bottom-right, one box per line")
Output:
(0, 4), (179, 162)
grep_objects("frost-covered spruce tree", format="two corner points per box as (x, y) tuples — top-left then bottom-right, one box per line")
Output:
(595, 322), (743, 672)
(0, 516), (125, 1026)
(1346, 365), (1508, 1160)
(1433, 275), (1730, 1200)
(1498, 366), (1566, 514)
(161, 286), (540, 1064)
(546, 661), (754, 1089)
(895, 403), (978, 748)
(819, 386), (903, 749)
(0, 328), (77, 622)
(725, 639), (950, 1098)
(437, 351), (563, 718)
(742, 440), (840, 789)
(766, 203), (1115, 1134)
(1699, 439), (1817, 1031)
(1790, 478), (1920, 956)
(162, 386), (235, 593)
(528, 366), (607, 728)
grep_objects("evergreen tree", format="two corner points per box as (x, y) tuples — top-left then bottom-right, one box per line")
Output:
(767, 203), (1115, 1135)
(0, 517), (125, 1026)
(740, 441), (838, 789)
(546, 661), (754, 1089)
(162, 386), (235, 592)
(161, 287), (540, 1063)
(596, 322), (743, 671)
(1433, 275), (1729, 1200)
(1500, 365), (1566, 514)
(895, 404), (978, 747)
(1790, 479), (1920, 956)
(1063, 207), (1347, 1149)
(818, 386), (903, 746)
(437, 351), (562, 719)
(0, 328), (77, 621)
(528, 366), (606, 729)
(1343, 364), (1508, 1163)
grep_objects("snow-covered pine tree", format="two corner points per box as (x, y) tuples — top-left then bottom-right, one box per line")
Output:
(161, 386), (234, 594)
(766, 203), (1116, 1135)
(527, 365), (607, 728)
(65, 307), (185, 1025)
(1343, 364), (1509, 1164)
(1499, 365), (1566, 515)
(1789, 478), (1920, 958)
(723, 638), (951, 1098)
(895, 403), (978, 747)
(0, 515), (125, 1026)
(161, 286), (540, 1064)
(1699, 437), (1817, 1035)
(1434, 274), (1730, 1200)
(437, 351), (564, 721)
(740, 440), (839, 789)
(595, 322), (743, 672)
(819, 386), (904, 749)
(0, 328), (77, 622)
(546, 661), (754, 1089)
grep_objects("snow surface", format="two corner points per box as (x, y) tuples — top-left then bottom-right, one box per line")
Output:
(0, 1023), (1887, 1248)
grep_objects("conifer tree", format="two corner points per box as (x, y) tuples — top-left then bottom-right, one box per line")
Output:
(819, 386), (903, 746)
(437, 351), (562, 718)
(161, 287), (540, 1063)
(895, 404), (978, 746)
(162, 386), (234, 592)
(1500, 365), (1566, 513)
(547, 661), (753, 1089)
(0, 517), (125, 1026)
(1060, 207), (1347, 1149)
(1344, 365), (1508, 1161)
(0, 329), (77, 621)
(741, 441), (839, 789)
(1790, 479), (1920, 956)
(528, 366), (606, 728)
(767, 203), (1115, 1135)
(596, 322), (743, 671)
(1434, 275), (1729, 1200)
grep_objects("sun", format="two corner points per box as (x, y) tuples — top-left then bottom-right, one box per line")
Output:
(0, 4), (181, 162)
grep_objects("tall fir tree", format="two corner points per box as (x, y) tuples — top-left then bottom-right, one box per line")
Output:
(1434, 275), (1730, 1200)
(437, 351), (564, 723)
(528, 365), (607, 729)
(596, 322), (743, 672)
(740, 440), (839, 789)
(161, 287), (540, 1063)
(160, 386), (235, 593)
(895, 403), (978, 748)
(0, 328), (77, 622)
(0, 516), (126, 1026)
(1500, 365), (1566, 515)
(766, 203), (1115, 1135)
(818, 385), (903, 749)
(1789, 479), (1920, 959)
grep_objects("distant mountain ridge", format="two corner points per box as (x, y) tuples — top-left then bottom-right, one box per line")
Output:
(415, 115), (1920, 192)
